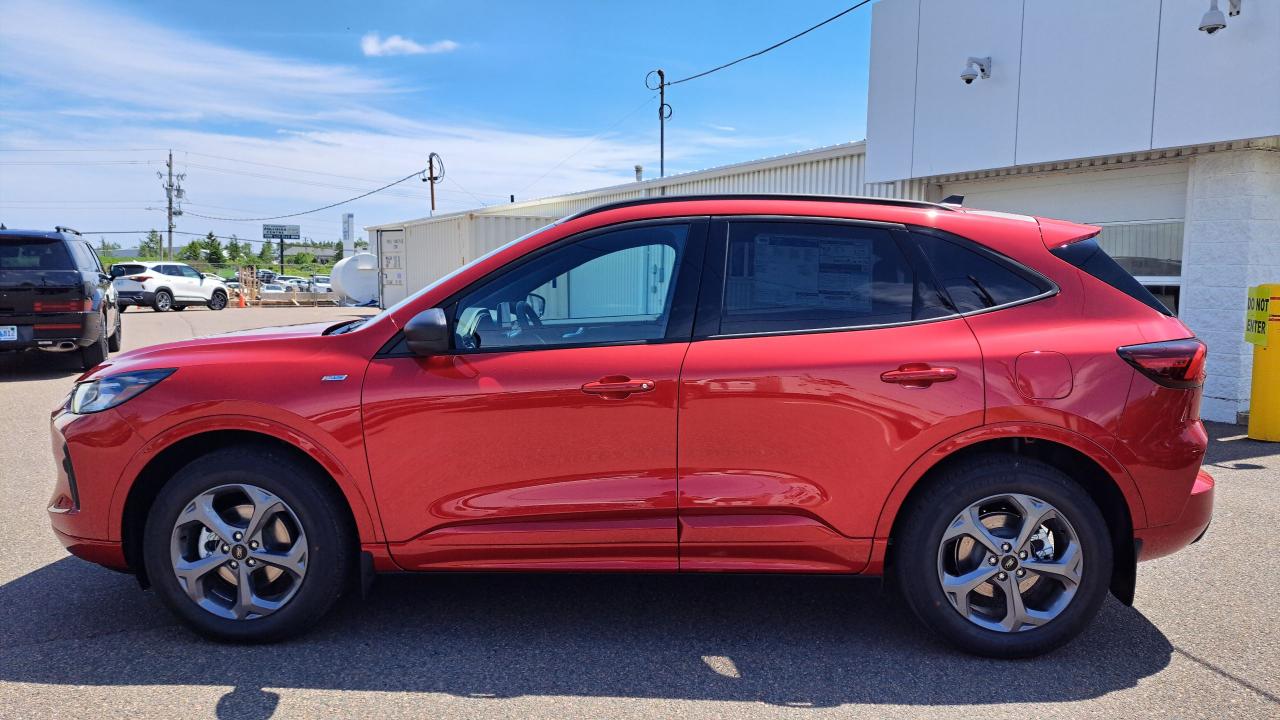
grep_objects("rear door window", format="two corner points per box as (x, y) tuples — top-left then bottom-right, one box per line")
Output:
(718, 220), (948, 335)
(111, 264), (145, 278)
(910, 231), (1051, 312)
(0, 236), (73, 271)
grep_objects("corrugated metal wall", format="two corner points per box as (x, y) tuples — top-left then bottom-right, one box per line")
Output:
(373, 144), (939, 303)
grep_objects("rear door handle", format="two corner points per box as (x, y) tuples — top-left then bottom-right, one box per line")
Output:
(581, 376), (656, 398)
(880, 364), (958, 388)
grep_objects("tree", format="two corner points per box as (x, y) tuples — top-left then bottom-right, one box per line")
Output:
(226, 236), (242, 262)
(139, 230), (163, 258)
(258, 240), (275, 263)
(204, 232), (226, 265)
(97, 237), (121, 254)
(178, 241), (203, 262)
(332, 243), (344, 262)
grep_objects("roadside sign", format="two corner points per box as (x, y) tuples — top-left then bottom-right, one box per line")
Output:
(263, 224), (300, 240)
(1247, 285), (1271, 347)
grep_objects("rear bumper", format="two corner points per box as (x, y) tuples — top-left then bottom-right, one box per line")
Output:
(115, 290), (154, 307)
(1135, 469), (1215, 561)
(0, 311), (94, 350)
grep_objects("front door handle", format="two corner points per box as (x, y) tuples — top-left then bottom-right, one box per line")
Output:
(880, 364), (958, 388)
(581, 376), (656, 399)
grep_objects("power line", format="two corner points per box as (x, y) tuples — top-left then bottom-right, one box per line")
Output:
(662, 1), (871, 86)
(518, 93), (658, 196)
(181, 168), (425, 221)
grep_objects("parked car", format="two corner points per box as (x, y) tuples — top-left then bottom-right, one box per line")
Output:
(257, 283), (287, 298)
(111, 261), (229, 312)
(49, 195), (1213, 655)
(256, 269), (278, 283)
(274, 275), (306, 289)
(1, 226), (121, 369)
(309, 275), (332, 293)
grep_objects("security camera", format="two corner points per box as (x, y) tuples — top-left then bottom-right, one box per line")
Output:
(961, 57), (991, 85)
(1200, 0), (1241, 34)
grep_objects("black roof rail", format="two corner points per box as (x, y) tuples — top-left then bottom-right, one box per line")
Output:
(54, 225), (82, 235)
(566, 193), (954, 222)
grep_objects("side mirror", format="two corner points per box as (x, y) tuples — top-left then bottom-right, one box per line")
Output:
(404, 307), (450, 356)
(526, 292), (546, 318)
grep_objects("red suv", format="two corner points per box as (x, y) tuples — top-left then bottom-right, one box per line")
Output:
(49, 195), (1213, 656)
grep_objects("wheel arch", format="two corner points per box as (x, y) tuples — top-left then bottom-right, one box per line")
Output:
(118, 426), (376, 587)
(877, 424), (1143, 605)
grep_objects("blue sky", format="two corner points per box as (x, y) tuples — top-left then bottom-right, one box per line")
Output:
(0, 0), (872, 247)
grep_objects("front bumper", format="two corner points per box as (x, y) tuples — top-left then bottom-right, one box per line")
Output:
(1135, 469), (1215, 561)
(48, 407), (146, 569)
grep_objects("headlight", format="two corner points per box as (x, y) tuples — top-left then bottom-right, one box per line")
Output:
(70, 369), (176, 414)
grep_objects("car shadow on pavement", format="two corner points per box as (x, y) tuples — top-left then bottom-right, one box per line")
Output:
(0, 557), (1173, 718)
(0, 350), (85, 382)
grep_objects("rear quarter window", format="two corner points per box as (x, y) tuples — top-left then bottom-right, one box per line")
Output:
(911, 231), (1052, 312)
(1050, 236), (1173, 316)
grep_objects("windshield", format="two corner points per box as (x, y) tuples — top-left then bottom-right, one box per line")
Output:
(349, 219), (561, 331)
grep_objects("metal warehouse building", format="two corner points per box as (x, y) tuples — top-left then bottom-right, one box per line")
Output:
(368, 0), (1279, 423)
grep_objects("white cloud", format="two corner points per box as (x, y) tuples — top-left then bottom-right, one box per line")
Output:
(0, 0), (795, 246)
(361, 33), (459, 57)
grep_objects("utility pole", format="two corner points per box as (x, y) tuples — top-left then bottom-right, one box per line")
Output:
(646, 70), (672, 178)
(422, 152), (444, 216)
(157, 150), (184, 260)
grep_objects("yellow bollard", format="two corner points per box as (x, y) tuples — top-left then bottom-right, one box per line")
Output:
(1247, 283), (1280, 441)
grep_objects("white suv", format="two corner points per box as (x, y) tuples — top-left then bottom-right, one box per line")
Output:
(110, 261), (229, 312)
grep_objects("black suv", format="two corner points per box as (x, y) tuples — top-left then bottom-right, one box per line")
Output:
(0, 227), (121, 370)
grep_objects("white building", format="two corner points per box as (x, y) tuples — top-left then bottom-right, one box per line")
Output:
(368, 0), (1279, 423)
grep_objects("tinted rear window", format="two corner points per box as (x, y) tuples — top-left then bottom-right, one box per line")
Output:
(912, 231), (1050, 312)
(1050, 236), (1172, 316)
(0, 236), (73, 270)
(111, 264), (146, 277)
(720, 221), (950, 334)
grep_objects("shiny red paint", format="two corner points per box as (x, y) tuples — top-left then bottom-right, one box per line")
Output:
(48, 196), (1213, 586)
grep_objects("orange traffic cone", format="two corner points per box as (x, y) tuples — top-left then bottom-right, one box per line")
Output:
(238, 290), (246, 308)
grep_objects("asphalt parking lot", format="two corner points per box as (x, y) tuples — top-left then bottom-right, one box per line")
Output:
(0, 306), (1277, 719)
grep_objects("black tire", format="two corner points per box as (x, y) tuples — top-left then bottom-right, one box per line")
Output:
(107, 310), (122, 352)
(894, 454), (1112, 658)
(80, 314), (109, 370)
(153, 290), (173, 312)
(208, 290), (228, 311)
(142, 446), (354, 642)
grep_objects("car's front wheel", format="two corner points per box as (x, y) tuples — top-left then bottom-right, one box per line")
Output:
(207, 290), (228, 311)
(142, 447), (354, 642)
(894, 454), (1112, 658)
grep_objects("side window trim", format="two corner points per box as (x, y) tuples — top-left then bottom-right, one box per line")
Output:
(376, 217), (710, 357)
(695, 216), (951, 340)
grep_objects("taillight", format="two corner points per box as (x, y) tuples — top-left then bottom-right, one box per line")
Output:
(128, 275), (152, 282)
(33, 299), (92, 312)
(1117, 338), (1207, 389)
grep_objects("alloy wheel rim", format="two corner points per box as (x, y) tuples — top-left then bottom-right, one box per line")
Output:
(157, 294), (171, 310)
(211, 293), (226, 309)
(936, 493), (1082, 633)
(169, 483), (308, 620)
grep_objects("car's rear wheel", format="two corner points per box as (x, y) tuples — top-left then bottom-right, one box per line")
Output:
(152, 290), (173, 312)
(142, 447), (354, 642)
(894, 454), (1111, 658)
(208, 290), (228, 311)
(80, 313), (108, 370)
(107, 309), (122, 352)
